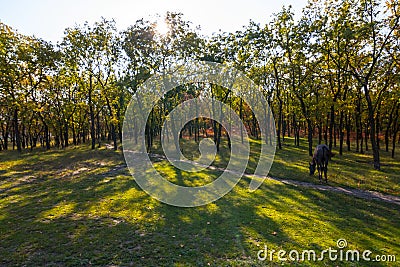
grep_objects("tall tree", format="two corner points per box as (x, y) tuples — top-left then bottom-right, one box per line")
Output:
(344, 0), (400, 169)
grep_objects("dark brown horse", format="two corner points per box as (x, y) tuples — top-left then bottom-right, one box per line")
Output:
(309, 144), (334, 183)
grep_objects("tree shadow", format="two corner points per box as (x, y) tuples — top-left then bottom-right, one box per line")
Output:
(0, 147), (399, 266)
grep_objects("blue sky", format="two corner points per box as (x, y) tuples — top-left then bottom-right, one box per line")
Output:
(0, 0), (308, 43)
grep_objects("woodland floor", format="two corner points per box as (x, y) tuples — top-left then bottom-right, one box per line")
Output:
(0, 138), (399, 266)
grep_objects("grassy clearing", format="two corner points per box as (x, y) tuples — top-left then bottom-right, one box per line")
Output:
(0, 143), (399, 266)
(164, 136), (400, 196)
(270, 138), (400, 196)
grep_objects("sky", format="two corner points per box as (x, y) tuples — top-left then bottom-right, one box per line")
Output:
(0, 0), (308, 44)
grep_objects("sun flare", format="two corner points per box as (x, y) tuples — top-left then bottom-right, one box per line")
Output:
(155, 19), (169, 35)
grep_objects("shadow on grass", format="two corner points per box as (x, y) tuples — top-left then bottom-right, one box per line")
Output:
(151, 136), (400, 196)
(0, 145), (399, 266)
(269, 138), (400, 196)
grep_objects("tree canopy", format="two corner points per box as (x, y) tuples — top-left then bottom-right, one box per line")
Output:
(1, 1), (400, 170)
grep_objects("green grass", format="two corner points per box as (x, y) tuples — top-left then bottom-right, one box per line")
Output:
(158, 136), (400, 196)
(270, 138), (400, 196)
(0, 142), (399, 266)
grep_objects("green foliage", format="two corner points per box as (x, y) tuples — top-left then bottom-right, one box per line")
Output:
(1, 3), (400, 166)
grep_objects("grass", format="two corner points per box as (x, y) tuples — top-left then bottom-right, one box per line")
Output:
(0, 141), (399, 266)
(161, 136), (400, 196)
(270, 138), (400, 196)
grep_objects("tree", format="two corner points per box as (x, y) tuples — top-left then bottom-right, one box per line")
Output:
(343, 0), (400, 169)
(62, 18), (121, 150)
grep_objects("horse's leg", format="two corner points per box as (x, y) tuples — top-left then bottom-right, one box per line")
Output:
(318, 163), (322, 182)
(324, 160), (328, 183)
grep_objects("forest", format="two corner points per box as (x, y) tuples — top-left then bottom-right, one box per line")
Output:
(1, 0), (399, 170)
(1, 0), (400, 266)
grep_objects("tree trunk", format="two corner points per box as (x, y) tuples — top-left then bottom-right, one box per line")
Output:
(307, 119), (313, 156)
(64, 122), (69, 148)
(286, 93), (291, 138)
(282, 116), (286, 142)
(393, 131), (398, 158)
(13, 108), (21, 152)
(391, 104), (399, 158)
(273, 63), (283, 149)
(44, 123), (50, 149)
(293, 114), (299, 146)
(112, 123), (117, 150)
(364, 84), (380, 170)
(97, 112), (101, 148)
(329, 105), (334, 150)
(385, 126), (390, 152)
(297, 95), (313, 155)
(346, 113), (351, 151)
(72, 122), (77, 146)
(355, 94), (362, 153)
(106, 97), (118, 150)
(317, 119), (322, 145)
(364, 123), (369, 152)
(376, 108), (380, 151)
(4, 129), (9, 150)
(339, 110), (344, 155)
(324, 113), (329, 144)
(360, 122), (364, 154)
(2, 121), (9, 150)
(277, 100), (282, 149)
(89, 75), (96, 150)
(21, 124), (26, 149)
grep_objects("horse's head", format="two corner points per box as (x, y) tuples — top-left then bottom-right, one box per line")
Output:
(309, 161), (316, 175)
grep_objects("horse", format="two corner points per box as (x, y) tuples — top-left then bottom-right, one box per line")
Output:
(309, 144), (334, 183)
